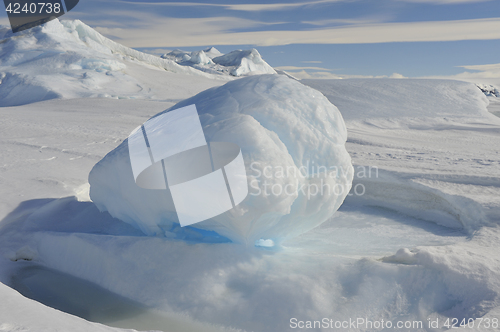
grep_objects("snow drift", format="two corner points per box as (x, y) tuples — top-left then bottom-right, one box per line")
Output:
(89, 75), (353, 244)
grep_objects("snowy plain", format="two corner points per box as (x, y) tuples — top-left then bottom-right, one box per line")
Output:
(0, 19), (499, 332)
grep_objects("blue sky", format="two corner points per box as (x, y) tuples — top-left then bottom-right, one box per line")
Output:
(4, 0), (500, 78)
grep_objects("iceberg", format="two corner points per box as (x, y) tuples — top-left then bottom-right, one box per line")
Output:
(89, 74), (353, 244)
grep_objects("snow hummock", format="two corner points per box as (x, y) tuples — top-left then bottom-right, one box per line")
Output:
(162, 47), (276, 77)
(89, 74), (353, 245)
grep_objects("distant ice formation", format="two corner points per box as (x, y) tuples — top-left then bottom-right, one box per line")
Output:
(162, 48), (277, 77)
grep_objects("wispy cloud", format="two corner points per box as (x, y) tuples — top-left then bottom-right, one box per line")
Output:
(396, 0), (492, 4)
(301, 16), (389, 26)
(91, 16), (500, 48)
(275, 65), (333, 71)
(287, 70), (407, 80)
(459, 63), (500, 72)
(422, 62), (500, 86)
(119, 0), (351, 12)
(224, 0), (349, 12)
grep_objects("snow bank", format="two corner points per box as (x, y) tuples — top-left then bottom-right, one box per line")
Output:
(89, 75), (353, 244)
(162, 48), (276, 77)
(303, 78), (491, 122)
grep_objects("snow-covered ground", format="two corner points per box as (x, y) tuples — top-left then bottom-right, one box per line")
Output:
(1, 19), (500, 332)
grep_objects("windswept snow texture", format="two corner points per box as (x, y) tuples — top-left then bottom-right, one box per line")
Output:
(89, 75), (353, 244)
(0, 19), (232, 106)
(303, 79), (499, 231)
(1, 76), (500, 332)
(162, 48), (276, 77)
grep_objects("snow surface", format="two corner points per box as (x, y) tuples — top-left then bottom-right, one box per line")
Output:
(1, 19), (500, 332)
(162, 48), (276, 77)
(89, 75), (353, 245)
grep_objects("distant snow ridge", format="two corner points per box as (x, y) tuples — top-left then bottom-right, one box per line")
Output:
(162, 47), (277, 77)
(89, 75), (353, 245)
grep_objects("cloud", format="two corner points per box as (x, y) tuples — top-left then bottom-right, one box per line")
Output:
(459, 63), (500, 72)
(396, 0), (492, 4)
(301, 17), (389, 26)
(275, 65), (333, 71)
(423, 62), (500, 85)
(118, 0), (350, 12)
(117, 0), (491, 12)
(140, 48), (174, 55)
(286, 70), (407, 80)
(285, 70), (343, 79)
(390, 73), (406, 79)
(90, 16), (500, 48)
